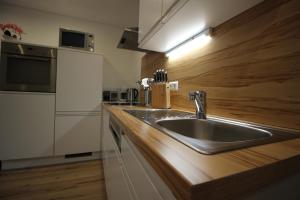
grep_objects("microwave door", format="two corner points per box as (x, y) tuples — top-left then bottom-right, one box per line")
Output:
(60, 31), (85, 48)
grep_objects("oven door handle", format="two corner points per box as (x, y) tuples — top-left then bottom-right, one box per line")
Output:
(6, 54), (51, 61)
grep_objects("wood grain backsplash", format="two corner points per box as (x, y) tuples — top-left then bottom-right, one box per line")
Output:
(140, 0), (300, 130)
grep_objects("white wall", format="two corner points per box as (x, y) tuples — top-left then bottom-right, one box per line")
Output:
(0, 4), (144, 89)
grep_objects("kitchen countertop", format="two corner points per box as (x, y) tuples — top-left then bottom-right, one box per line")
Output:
(103, 104), (300, 200)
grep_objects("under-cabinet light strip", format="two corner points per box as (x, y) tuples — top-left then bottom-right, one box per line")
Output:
(166, 27), (212, 59)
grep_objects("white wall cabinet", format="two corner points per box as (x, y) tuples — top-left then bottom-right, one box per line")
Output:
(162, 0), (177, 16)
(55, 49), (103, 156)
(139, 0), (263, 52)
(0, 92), (55, 160)
(138, 0), (163, 43)
(138, 0), (185, 46)
(138, 0), (180, 44)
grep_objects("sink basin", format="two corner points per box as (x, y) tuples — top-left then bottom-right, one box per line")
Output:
(124, 109), (298, 154)
(156, 119), (272, 142)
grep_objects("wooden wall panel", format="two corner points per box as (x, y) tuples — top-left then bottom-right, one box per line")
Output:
(140, 0), (300, 130)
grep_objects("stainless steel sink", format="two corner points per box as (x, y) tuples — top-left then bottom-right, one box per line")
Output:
(124, 109), (299, 154)
(156, 119), (272, 142)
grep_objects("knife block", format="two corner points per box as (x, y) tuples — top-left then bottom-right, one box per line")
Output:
(151, 83), (171, 109)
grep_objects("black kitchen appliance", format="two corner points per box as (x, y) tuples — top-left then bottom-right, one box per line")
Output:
(59, 28), (94, 52)
(0, 41), (57, 93)
(103, 90), (119, 102)
(127, 88), (139, 103)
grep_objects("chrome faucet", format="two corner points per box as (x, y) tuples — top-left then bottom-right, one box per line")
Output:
(189, 91), (206, 119)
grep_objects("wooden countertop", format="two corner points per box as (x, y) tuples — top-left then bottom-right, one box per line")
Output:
(103, 104), (300, 200)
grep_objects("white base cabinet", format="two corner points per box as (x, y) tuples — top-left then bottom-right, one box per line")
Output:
(121, 135), (175, 200)
(0, 92), (55, 160)
(102, 108), (176, 200)
(102, 109), (135, 200)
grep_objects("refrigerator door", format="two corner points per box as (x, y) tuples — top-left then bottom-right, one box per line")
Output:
(56, 49), (103, 112)
(55, 111), (101, 155)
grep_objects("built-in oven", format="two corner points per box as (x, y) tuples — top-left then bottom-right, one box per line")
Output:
(0, 41), (57, 93)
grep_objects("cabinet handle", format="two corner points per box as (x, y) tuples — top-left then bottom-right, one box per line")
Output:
(109, 124), (121, 152)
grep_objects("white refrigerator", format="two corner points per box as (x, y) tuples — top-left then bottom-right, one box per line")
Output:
(55, 48), (103, 156)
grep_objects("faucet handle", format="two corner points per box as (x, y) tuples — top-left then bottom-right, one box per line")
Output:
(189, 91), (206, 100)
(189, 91), (196, 100)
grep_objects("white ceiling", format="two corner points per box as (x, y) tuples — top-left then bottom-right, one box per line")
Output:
(0, 0), (139, 28)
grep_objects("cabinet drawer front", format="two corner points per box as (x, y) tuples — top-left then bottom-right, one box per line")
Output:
(55, 115), (101, 155)
(121, 135), (164, 200)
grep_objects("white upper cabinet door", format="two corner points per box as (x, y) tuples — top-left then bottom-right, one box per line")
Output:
(56, 49), (103, 112)
(162, 0), (178, 16)
(138, 0), (163, 43)
(139, 0), (263, 52)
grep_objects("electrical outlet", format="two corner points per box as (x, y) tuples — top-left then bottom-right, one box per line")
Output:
(169, 81), (179, 91)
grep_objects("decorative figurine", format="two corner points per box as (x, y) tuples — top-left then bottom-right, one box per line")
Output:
(0, 23), (24, 40)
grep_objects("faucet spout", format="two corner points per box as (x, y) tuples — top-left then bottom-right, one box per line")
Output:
(189, 91), (206, 119)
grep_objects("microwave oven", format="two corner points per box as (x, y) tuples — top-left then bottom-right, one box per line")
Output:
(59, 28), (94, 52)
